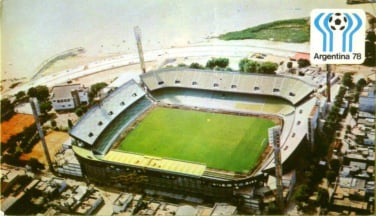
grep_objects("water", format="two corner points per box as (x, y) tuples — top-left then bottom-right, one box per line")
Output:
(2, 0), (375, 79)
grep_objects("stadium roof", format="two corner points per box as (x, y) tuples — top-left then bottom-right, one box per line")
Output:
(104, 151), (206, 177)
(70, 80), (145, 145)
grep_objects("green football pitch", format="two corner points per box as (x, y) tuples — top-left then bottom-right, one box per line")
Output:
(118, 107), (276, 173)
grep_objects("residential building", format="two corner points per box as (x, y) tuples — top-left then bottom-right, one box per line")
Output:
(359, 83), (375, 114)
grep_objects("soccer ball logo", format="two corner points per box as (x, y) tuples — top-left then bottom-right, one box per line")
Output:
(329, 13), (348, 31)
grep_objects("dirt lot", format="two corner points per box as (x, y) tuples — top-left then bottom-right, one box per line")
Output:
(1, 113), (35, 144)
(20, 131), (70, 166)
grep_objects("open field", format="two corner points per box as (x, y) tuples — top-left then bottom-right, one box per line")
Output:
(118, 107), (275, 173)
(1, 114), (35, 144)
(20, 131), (70, 166)
(219, 18), (310, 43)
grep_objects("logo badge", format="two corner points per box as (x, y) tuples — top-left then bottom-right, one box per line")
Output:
(310, 9), (366, 64)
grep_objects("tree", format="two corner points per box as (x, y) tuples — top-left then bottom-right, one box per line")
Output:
(294, 184), (310, 203)
(67, 119), (73, 128)
(1, 98), (14, 115)
(317, 188), (329, 208)
(27, 158), (45, 172)
(206, 59), (216, 69)
(287, 61), (293, 69)
(238, 58), (249, 72)
(189, 62), (204, 69)
(75, 107), (84, 117)
(326, 170), (337, 183)
(297, 59), (310, 68)
(349, 106), (358, 117)
(258, 61), (277, 74)
(244, 60), (259, 73)
(329, 158), (341, 172)
(27, 87), (37, 98)
(27, 86), (50, 101)
(364, 29), (376, 66)
(90, 82), (108, 101)
(342, 72), (353, 88)
(35, 85), (50, 101)
(15, 91), (26, 100)
(206, 58), (229, 69)
(356, 78), (367, 91)
(51, 120), (57, 127)
(39, 101), (52, 115)
(215, 57), (229, 68)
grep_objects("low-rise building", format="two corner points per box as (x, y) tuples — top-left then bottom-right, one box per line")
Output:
(359, 83), (375, 114)
(50, 84), (89, 111)
(112, 192), (133, 214)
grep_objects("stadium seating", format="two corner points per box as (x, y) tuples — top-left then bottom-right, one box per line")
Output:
(70, 80), (146, 146)
(141, 68), (315, 105)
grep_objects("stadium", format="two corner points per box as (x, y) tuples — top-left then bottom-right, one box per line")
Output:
(70, 68), (318, 201)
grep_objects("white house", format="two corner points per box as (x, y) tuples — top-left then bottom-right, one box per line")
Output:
(50, 84), (89, 111)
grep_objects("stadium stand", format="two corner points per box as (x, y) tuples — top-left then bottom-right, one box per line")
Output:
(70, 80), (146, 146)
(141, 68), (314, 105)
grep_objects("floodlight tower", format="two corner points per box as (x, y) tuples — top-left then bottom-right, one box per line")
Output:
(268, 125), (284, 210)
(134, 26), (146, 73)
(326, 64), (331, 103)
(30, 98), (54, 172)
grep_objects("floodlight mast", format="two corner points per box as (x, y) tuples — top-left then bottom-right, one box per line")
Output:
(326, 64), (331, 103)
(30, 98), (54, 173)
(268, 126), (284, 211)
(134, 26), (146, 73)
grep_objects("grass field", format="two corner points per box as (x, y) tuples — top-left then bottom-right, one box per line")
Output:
(219, 18), (309, 43)
(118, 107), (275, 173)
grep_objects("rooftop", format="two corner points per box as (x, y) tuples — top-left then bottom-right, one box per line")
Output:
(51, 84), (84, 99)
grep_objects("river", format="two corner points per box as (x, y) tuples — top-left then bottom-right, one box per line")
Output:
(2, 0), (375, 79)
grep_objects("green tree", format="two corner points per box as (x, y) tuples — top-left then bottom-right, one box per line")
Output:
(35, 85), (50, 101)
(75, 107), (84, 117)
(326, 170), (337, 183)
(189, 62), (204, 69)
(238, 58), (249, 72)
(294, 184), (310, 203)
(15, 91), (26, 100)
(206, 58), (229, 69)
(27, 85), (50, 101)
(1, 98), (14, 115)
(27, 158), (45, 172)
(51, 120), (57, 127)
(39, 101), (52, 115)
(215, 57), (229, 68)
(67, 119), (73, 128)
(330, 158), (341, 172)
(287, 61), (293, 69)
(89, 82), (108, 101)
(356, 78), (367, 91)
(297, 59), (310, 68)
(258, 61), (277, 74)
(349, 106), (358, 116)
(342, 72), (353, 88)
(244, 60), (259, 73)
(27, 87), (37, 98)
(317, 188), (329, 208)
(206, 58), (216, 69)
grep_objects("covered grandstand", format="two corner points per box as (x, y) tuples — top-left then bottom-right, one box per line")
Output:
(70, 68), (317, 201)
(141, 68), (315, 105)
